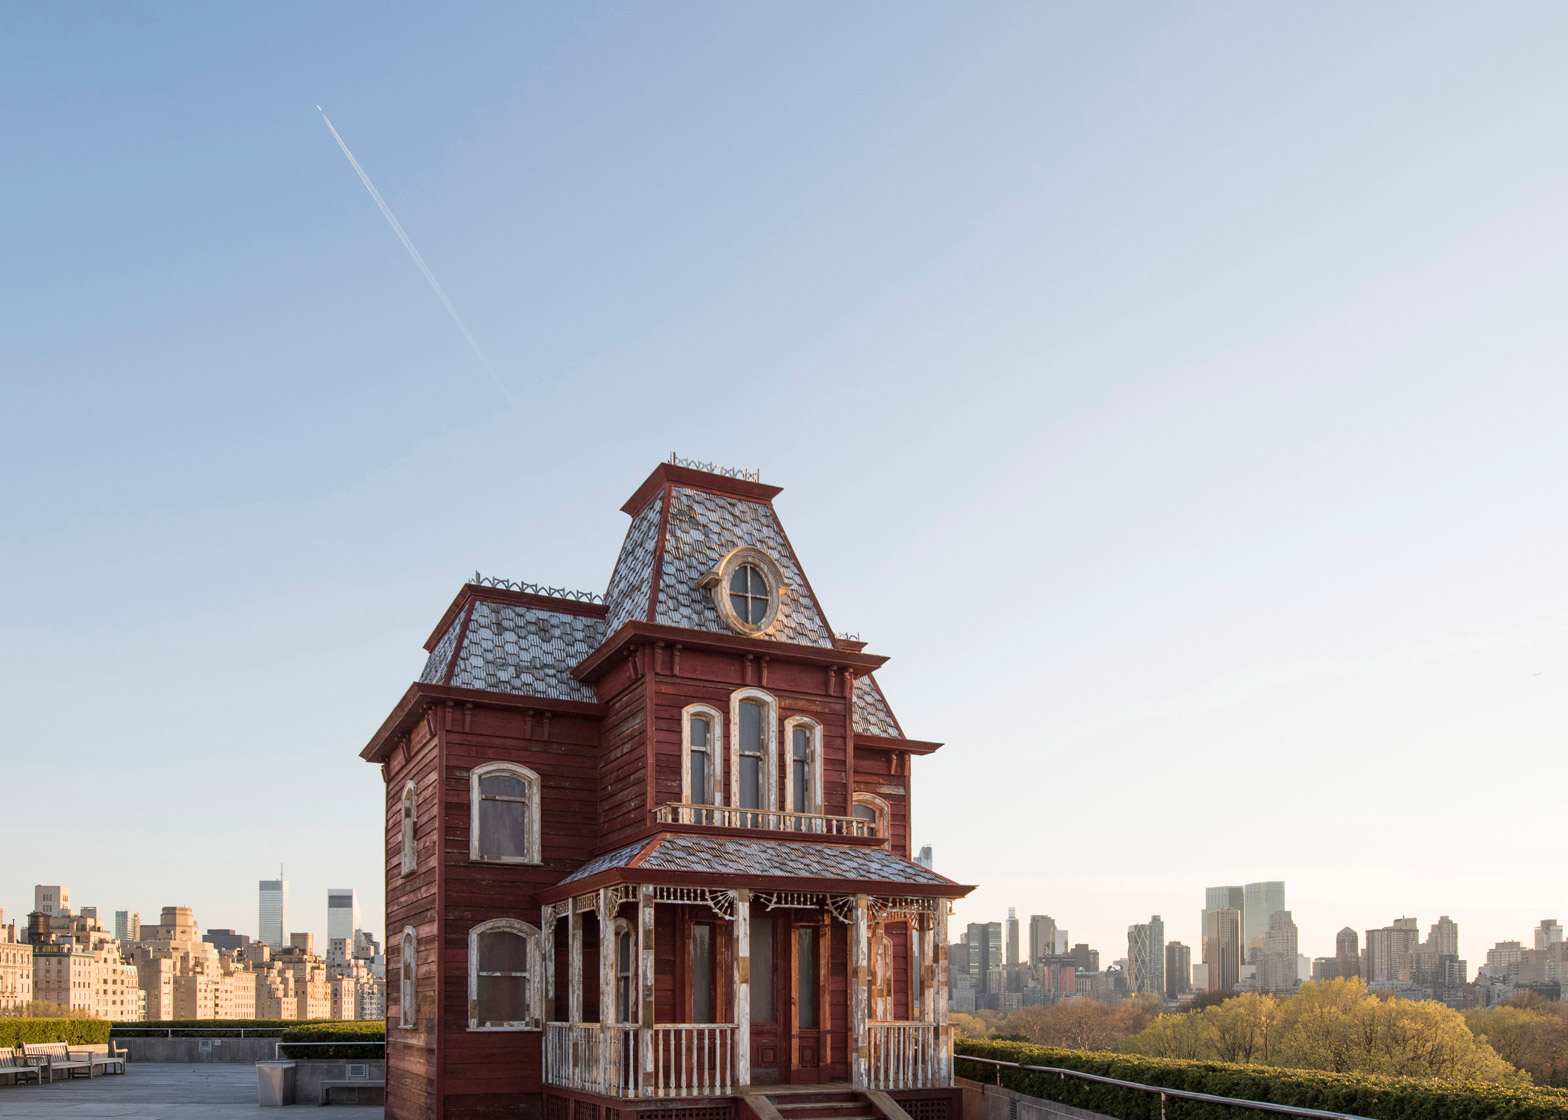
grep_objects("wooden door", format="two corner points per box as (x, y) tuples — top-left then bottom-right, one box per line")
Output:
(788, 921), (825, 1082)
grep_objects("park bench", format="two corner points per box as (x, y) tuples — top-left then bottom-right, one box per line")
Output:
(0, 1047), (42, 1085)
(319, 1076), (386, 1105)
(21, 1042), (94, 1081)
(91, 1043), (128, 1075)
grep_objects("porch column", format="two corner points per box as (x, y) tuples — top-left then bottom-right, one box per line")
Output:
(934, 901), (949, 1083)
(639, 885), (655, 1097)
(733, 888), (751, 1090)
(543, 905), (557, 1021)
(851, 894), (869, 1090)
(599, 887), (616, 1024)
(600, 888), (616, 1094)
(568, 900), (582, 1024)
(919, 909), (935, 1023)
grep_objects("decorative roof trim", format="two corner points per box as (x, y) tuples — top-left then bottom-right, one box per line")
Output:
(620, 463), (782, 518)
(471, 572), (604, 604)
(667, 454), (760, 482)
(424, 583), (609, 650)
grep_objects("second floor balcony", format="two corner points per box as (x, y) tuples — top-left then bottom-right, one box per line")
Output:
(654, 802), (879, 838)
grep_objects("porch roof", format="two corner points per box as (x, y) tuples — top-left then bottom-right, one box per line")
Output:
(547, 833), (970, 900)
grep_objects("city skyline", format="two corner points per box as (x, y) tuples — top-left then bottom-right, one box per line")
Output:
(8, 4), (1568, 963)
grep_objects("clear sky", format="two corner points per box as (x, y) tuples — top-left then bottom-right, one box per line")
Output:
(4, 3), (1567, 969)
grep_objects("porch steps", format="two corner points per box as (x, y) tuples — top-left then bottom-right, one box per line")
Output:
(763, 1089), (880, 1120)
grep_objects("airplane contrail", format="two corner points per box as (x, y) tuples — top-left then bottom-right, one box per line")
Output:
(316, 106), (509, 401)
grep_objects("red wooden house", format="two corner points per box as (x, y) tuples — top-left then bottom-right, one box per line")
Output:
(361, 459), (973, 1120)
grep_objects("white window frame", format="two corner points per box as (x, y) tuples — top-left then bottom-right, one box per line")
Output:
(729, 688), (778, 815)
(681, 704), (725, 813)
(469, 762), (542, 865)
(852, 792), (891, 849)
(399, 926), (417, 1029)
(468, 918), (541, 1031)
(400, 781), (419, 876)
(782, 716), (823, 820)
(701, 547), (787, 636)
(612, 918), (637, 1024)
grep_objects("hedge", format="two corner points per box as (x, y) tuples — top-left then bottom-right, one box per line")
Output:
(278, 1020), (385, 1059)
(0, 1019), (112, 1046)
(111, 1019), (302, 1037)
(954, 1038), (1568, 1120)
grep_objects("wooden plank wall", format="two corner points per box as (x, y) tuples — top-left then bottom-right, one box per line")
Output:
(386, 722), (440, 1120)
(437, 704), (600, 1120)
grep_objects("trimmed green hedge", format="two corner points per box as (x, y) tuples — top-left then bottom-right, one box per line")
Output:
(0, 1019), (112, 1046)
(110, 1019), (333, 1037)
(955, 1038), (1568, 1120)
(279, 1020), (385, 1059)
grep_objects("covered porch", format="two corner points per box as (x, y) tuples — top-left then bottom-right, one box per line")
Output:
(538, 835), (966, 1100)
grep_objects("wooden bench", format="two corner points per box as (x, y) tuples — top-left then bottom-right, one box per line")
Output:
(22, 1042), (94, 1081)
(0, 1048), (42, 1086)
(91, 1044), (128, 1076)
(319, 1078), (386, 1105)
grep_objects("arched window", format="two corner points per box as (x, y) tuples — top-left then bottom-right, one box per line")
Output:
(783, 717), (822, 828)
(852, 793), (890, 847)
(400, 782), (419, 876)
(469, 763), (541, 864)
(613, 920), (636, 1023)
(730, 689), (777, 826)
(399, 927), (417, 1029)
(468, 919), (539, 1030)
(682, 704), (723, 823)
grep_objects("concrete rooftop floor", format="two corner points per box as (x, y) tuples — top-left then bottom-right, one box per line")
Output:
(0, 1064), (383, 1119)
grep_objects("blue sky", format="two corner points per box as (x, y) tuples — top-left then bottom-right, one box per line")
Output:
(4, 3), (1567, 967)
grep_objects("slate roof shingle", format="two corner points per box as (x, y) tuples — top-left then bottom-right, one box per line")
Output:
(560, 834), (948, 886)
(652, 488), (834, 648)
(445, 601), (605, 703)
(852, 674), (903, 739)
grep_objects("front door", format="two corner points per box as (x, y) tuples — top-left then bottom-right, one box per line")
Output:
(788, 922), (823, 1082)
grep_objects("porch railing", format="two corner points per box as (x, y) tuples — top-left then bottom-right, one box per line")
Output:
(655, 802), (876, 837)
(544, 1023), (735, 1099)
(868, 1022), (951, 1090)
(652, 1023), (735, 1097)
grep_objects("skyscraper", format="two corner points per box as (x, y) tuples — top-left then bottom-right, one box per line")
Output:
(1258, 910), (1299, 993)
(1202, 908), (1242, 993)
(1535, 919), (1563, 951)
(259, 877), (289, 949)
(1028, 915), (1057, 964)
(328, 889), (361, 947)
(1205, 885), (1243, 912)
(1127, 915), (1164, 996)
(1005, 908), (1019, 967)
(1243, 881), (1286, 951)
(114, 910), (140, 943)
(1165, 941), (1192, 999)
(1365, 917), (1420, 985)
(914, 846), (933, 870)
(965, 922), (1001, 986)
(1335, 927), (1360, 979)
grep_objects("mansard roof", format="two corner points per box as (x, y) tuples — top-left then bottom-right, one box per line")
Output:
(403, 461), (910, 736)
(556, 833), (959, 892)
(604, 466), (836, 648)
(852, 674), (903, 739)
(418, 587), (607, 704)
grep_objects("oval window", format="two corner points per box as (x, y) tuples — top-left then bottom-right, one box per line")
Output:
(728, 563), (769, 626)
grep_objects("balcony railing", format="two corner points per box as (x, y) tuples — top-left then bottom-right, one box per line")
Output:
(655, 802), (876, 838)
(868, 1022), (951, 1091)
(544, 1022), (736, 1099)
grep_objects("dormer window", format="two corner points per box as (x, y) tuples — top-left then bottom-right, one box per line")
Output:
(729, 564), (769, 626)
(702, 547), (785, 635)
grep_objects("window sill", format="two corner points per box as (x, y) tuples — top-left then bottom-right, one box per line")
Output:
(468, 855), (542, 866)
(467, 1023), (542, 1032)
